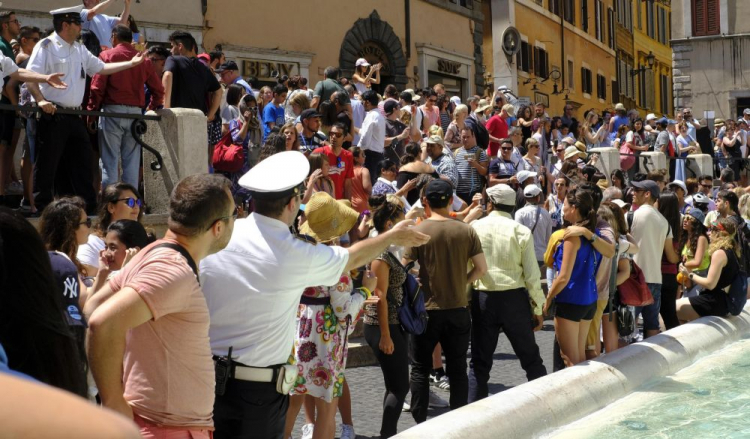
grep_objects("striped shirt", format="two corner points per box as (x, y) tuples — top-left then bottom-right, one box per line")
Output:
(455, 146), (487, 194)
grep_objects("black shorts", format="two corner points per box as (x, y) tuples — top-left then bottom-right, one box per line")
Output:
(555, 301), (597, 322)
(689, 290), (729, 317)
(0, 106), (15, 145)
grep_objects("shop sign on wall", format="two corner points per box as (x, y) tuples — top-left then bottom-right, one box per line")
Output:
(241, 59), (300, 81)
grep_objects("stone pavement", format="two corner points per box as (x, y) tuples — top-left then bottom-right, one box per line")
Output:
(291, 322), (557, 439)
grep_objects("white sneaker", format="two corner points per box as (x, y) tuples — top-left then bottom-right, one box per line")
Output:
(428, 389), (449, 408)
(340, 424), (355, 439)
(402, 400), (411, 412)
(301, 423), (314, 439)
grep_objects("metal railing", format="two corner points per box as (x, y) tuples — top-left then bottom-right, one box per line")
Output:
(0, 103), (165, 171)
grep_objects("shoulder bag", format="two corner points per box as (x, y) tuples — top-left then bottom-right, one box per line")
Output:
(617, 259), (653, 307)
(212, 121), (245, 173)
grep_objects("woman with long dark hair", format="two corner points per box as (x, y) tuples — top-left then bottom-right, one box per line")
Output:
(657, 192), (683, 329)
(610, 169), (625, 190)
(544, 189), (602, 366)
(0, 207), (88, 397)
(677, 217), (741, 321)
(679, 208), (710, 298)
(77, 183), (142, 277)
(364, 199), (410, 438)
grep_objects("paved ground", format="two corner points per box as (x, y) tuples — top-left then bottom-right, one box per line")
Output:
(291, 322), (557, 439)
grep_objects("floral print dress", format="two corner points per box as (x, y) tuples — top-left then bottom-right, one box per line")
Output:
(290, 274), (366, 402)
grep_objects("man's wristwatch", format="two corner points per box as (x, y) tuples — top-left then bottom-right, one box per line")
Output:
(689, 273), (695, 281)
(589, 233), (598, 243)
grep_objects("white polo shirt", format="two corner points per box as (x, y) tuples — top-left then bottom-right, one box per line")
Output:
(200, 213), (349, 367)
(357, 108), (386, 154)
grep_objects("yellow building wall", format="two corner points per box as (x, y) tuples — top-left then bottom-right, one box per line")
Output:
(514, 1), (616, 117)
(633, 0), (673, 117)
(204, 0), (474, 85)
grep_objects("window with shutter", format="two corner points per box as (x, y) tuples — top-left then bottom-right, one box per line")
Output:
(611, 79), (618, 104)
(568, 60), (575, 90)
(608, 8), (615, 48)
(582, 0), (589, 32)
(565, 0), (576, 25)
(517, 41), (533, 73)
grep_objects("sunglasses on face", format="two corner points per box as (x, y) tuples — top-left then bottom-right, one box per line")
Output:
(501, 147), (513, 151)
(329, 131), (343, 138)
(79, 218), (92, 228)
(117, 197), (143, 208)
(700, 183), (712, 188)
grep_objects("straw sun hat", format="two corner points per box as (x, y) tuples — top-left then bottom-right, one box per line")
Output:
(300, 192), (359, 243)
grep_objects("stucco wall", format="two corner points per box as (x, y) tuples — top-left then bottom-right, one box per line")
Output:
(673, 36), (750, 119)
(204, 0), (474, 86)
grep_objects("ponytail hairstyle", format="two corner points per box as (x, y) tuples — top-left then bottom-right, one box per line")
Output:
(372, 199), (405, 233)
(566, 188), (597, 232)
(399, 142), (422, 166)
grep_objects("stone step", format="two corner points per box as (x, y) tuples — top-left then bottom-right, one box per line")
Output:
(346, 336), (377, 368)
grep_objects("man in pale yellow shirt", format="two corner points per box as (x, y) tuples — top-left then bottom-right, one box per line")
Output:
(468, 184), (547, 402)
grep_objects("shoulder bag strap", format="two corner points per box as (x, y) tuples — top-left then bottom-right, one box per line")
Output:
(146, 242), (200, 284)
(530, 206), (542, 234)
(608, 241), (620, 322)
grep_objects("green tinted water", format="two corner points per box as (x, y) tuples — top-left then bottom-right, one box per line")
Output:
(548, 338), (750, 439)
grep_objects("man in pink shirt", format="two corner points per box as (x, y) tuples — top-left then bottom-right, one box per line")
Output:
(486, 104), (515, 157)
(84, 174), (237, 438)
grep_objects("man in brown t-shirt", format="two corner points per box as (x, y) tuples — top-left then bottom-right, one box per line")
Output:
(404, 179), (487, 423)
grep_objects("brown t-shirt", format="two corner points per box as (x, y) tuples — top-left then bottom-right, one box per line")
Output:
(405, 218), (483, 310)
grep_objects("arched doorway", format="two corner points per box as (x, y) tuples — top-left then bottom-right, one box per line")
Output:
(339, 10), (408, 93)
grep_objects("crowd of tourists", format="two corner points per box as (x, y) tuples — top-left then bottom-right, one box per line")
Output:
(2, 2), (750, 439)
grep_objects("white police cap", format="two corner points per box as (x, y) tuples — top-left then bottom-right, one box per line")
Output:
(239, 151), (310, 199)
(50, 5), (84, 17)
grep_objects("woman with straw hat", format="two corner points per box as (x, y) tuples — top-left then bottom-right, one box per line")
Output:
(284, 192), (378, 439)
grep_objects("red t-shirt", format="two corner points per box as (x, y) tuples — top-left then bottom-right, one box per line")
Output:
(313, 145), (354, 199)
(485, 115), (509, 157)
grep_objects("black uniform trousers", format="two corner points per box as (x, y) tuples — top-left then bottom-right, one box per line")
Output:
(213, 379), (288, 439)
(468, 288), (547, 402)
(34, 113), (97, 214)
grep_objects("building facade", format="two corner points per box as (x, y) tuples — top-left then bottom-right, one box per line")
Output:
(632, 0), (672, 117)
(671, 0), (750, 119)
(203, 0), (486, 99)
(483, 0), (617, 117)
(4, 0), (204, 46)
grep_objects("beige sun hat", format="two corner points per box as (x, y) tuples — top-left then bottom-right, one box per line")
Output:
(300, 192), (359, 243)
(475, 99), (491, 113)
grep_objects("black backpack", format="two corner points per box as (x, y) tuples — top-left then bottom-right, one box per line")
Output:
(732, 215), (750, 274)
(465, 116), (490, 150)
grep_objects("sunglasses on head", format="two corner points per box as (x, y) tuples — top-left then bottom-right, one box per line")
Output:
(116, 197), (143, 208)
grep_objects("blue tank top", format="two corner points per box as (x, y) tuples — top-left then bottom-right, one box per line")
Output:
(553, 235), (601, 305)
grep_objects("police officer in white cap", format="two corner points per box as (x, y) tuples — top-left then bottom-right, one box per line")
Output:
(26, 4), (145, 214)
(200, 151), (430, 439)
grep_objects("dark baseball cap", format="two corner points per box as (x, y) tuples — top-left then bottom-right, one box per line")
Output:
(424, 179), (453, 203)
(215, 61), (239, 72)
(384, 100), (400, 115)
(300, 108), (322, 121)
(631, 179), (660, 200)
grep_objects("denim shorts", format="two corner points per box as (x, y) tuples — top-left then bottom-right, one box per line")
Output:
(637, 283), (662, 331)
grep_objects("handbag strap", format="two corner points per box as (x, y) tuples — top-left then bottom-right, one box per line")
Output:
(608, 241), (620, 321)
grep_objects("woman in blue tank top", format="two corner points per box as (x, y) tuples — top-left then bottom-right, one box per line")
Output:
(544, 189), (601, 367)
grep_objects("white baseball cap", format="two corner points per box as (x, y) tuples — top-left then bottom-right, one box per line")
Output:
(355, 58), (370, 67)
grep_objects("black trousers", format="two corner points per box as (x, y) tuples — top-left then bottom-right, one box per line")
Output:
(213, 379), (288, 439)
(364, 150), (384, 185)
(364, 324), (410, 438)
(660, 273), (680, 330)
(34, 113), (97, 213)
(468, 289), (547, 402)
(409, 307), (471, 423)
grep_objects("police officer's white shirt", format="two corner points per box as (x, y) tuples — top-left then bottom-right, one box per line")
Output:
(26, 32), (105, 108)
(200, 213), (350, 367)
(0, 52), (18, 78)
